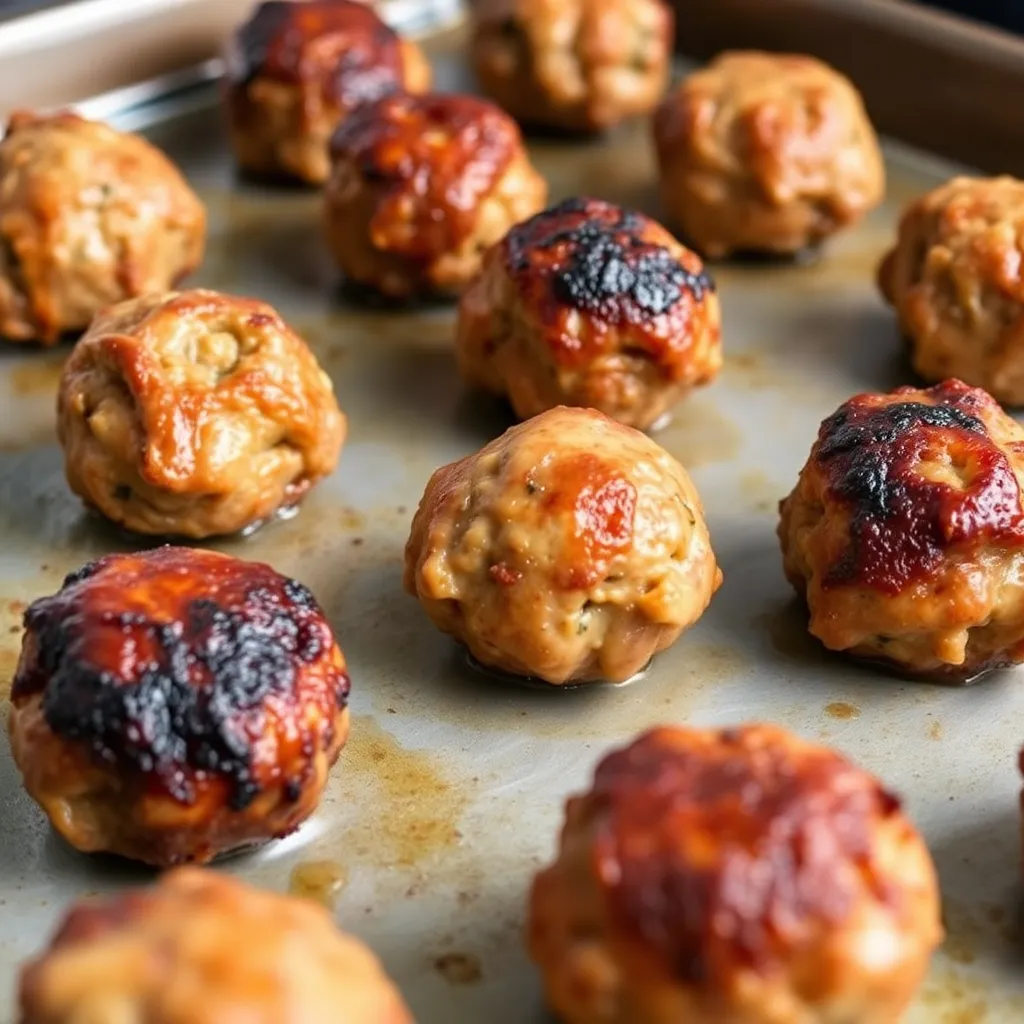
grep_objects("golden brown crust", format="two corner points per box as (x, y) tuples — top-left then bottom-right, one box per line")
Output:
(324, 92), (547, 296)
(18, 868), (413, 1024)
(57, 288), (345, 539)
(779, 378), (1024, 679)
(456, 196), (722, 428)
(0, 111), (205, 345)
(7, 547), (349, 867)
(404, 405), (721, 685)
(653, 51), (884, 258)
(528, 724), (942, 1024)
(471, 0), (673, 133)
(224, 0), (431, 184)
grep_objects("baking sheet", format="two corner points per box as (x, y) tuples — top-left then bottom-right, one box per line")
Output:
(0, 27), (1023, 1024)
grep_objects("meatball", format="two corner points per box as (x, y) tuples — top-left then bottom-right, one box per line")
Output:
(528, 723), (942, 1024)
(7, 547), (349, 867)
(653, 51), (884, 259)
(0, 111), (205, 345)
(324, 92), (548, 297)
(18, 868), (412, 1024)
(457, 196), (722, 429)
(779, 378), (1024, 680)
(404, 406), (721, 685)
(471, 0), (673, 134)
(57, 288), (345, 539)
(224, 0), (432, 185)
(878, 176), (1024, 406)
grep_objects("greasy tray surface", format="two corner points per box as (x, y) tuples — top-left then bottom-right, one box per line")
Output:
(1, 35), (1023, 1024)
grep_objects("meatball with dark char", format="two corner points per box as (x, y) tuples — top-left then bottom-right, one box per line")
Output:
(457, 197), (721, 428)
(779, 378), (1024, 680)
(529, 723), (942, 1024)
(324, 91), (548, 297)
(224, 0), (431, 185)
(7, 547), (350, 867)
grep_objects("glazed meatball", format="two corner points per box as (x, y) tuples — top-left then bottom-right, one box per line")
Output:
(0, 111), (205, 345)
(653, 52), (884, 259)
(457, 197), (722, 429)
(471, 0), (673, 134)
(58, 288), (345, 539)
(779, 379), (1024, 680)
(324, 92), (548, 297)
(404, 406), (721, 685)
(878, 176), (1024, 406)
(18, 868), (411, 1024)
(224, 0), (432, 185)
(528, 723), (942, 1024)
(7, 547), (349, 867)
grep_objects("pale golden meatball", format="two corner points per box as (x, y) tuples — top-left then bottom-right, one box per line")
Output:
(324, 92), (548, 297)
(878, 176), (1024, 406)
(779, 379), (1024, 681)
(0, 111), (205, 345)
(404, 406), (721, 685)
(471, 0), (673, 134)
(529, 723), (942, 1024)
(224, 0), (432, 185)
(58, 288), (345, 539)
(457, 197), (721, 429)
(18, 868), (412, 1024)
(7, 547), (350, 868)
(653, 52), (884, 259)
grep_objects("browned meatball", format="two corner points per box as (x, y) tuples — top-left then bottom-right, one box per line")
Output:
(878, 176), (1024, 406)
(457, 197), (722, 429)
(471, 0), (673, 134)
(18, 868), (412, 1024)
(653, 52), (884, 259)
(0, 111), (205, 345)
(324, 92), (548, 297)
(58, 288), (345, 539)
(7, 547), (350, 867)
(529, 724), (942, 1024)
(224, 0), (432, 185)
(404, 406), (721, 685)
(779, 379), (1024, 680)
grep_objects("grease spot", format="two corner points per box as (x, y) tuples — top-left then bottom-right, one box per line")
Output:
(928, 718), (944, 741)
(756, 602), (827, 664)
(740, 469), (782, 514)
(434, 951), (483, 986)
(824, 701), (860, 720)
(656, 396), (742, 470)
(288, 859), (348, 910)
(10, 353), (66, 397)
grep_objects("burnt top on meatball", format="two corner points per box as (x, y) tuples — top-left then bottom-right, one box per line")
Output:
(589, 724), (902, 983)
(811, 379), (1024, 594)
(226, 0), (403, 107)
(329, 92), (522, 257)
(12, 547), (349, 810)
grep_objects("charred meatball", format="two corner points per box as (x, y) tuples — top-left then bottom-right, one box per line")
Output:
(224, 0), (432, 185)
(404, 406), (721, 685)
(0, 111), (205, 345)
(7, 547), (349, 867)
(653, 52), (884, 259)
(57, 288), (345, 539)
(471, 0), (673, 134)
(878, 176), (1024, 406)
(779, 379), (1024, 680)
(18, 868), (411, 1024)
(325, 92), (547, 297)
(529, 723), (941, 1024)
(457, 197), (721, 429)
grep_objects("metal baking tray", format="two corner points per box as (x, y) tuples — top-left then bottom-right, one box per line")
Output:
(1, 4), (1023, 1023)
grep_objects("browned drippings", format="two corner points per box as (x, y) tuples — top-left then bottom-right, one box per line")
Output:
(433, 951), (483, 986)
(655, 395), (742, 470)
(10, 353), (67, 397)
(824, 701), (860, 720)
(0, 598), (26, 699)
(740, 469), (783, 514)
(928, 718), (944, 741)
(288, 859), (349, 909)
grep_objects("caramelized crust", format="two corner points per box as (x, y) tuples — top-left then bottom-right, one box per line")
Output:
(653, 51), (884, 258)
(404, 406), (721, 685)
(779, 379), (1024, 679)
(58, 288), (345, 538)
(18, 869), (412, 1024)
(528, 724), (941, 1024)
(457, 197), (722, 428)
(7, 547), (349, 866)
(0, 111), (205, 344)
